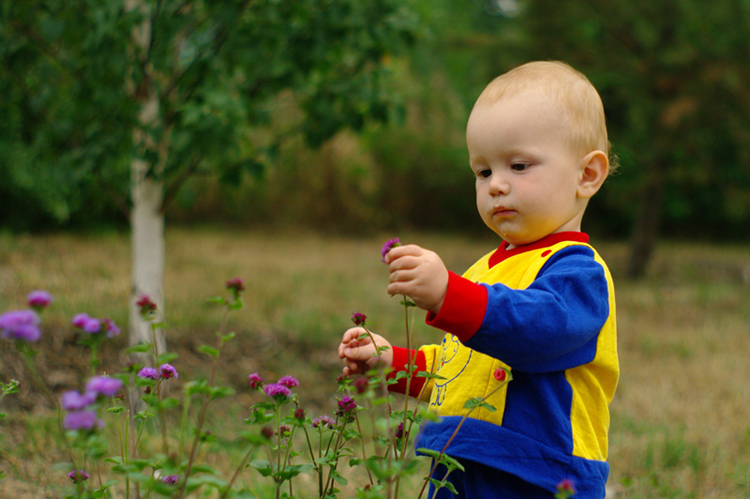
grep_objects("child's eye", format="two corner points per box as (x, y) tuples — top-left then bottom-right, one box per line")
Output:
(510, 163), (528, 172)
(477, 169), (491, 178)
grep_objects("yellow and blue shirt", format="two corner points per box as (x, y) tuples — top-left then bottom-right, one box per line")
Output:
(389, 232), (618, 498)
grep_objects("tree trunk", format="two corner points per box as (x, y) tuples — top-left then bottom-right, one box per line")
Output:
(129, 163), (166, 354)
(626, 162), (666, 279)
(126, 0), (165, 354)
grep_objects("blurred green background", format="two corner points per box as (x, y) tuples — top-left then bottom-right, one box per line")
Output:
(2, 0), (750, 277)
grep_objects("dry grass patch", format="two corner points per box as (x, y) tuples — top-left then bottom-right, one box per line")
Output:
(1, 229), (749, 497)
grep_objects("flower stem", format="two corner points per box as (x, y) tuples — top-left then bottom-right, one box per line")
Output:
(417, 372), (512, 499)
(175, 306), (230, 499)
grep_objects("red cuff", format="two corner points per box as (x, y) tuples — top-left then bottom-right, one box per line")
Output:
(387, 346), (427, 398)
(425, 271), (487, 343)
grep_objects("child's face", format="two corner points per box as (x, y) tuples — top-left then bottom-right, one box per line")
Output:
(466, 91), (588, 249)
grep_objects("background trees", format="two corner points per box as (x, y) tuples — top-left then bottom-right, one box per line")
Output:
(2, 0), (749, 281)
(1, 0), (419, 347)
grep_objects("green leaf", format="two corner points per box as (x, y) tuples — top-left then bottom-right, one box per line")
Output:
(125, 343), (151, 354)
(157, 352), (179, 364)
(219, 332), (236, 343)
(190, 463), (219, 475)
(157, 396), (181, 409)
(209, 386), (234, 399)
(197, 345), (219, 358)
(463, 397), (496, 412)
(249, 459), (274, 477)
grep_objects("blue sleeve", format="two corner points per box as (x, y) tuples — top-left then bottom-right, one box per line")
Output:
(464, 245), (610, 373)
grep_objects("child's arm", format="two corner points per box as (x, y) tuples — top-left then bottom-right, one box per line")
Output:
(384, 244), (449, 314)
(338, 327), (393, 376)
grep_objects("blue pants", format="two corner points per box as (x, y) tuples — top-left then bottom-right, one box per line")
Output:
(428, 459), (556, 499)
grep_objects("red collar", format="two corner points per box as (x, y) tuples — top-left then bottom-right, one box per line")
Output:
(488, 232), (590, 268)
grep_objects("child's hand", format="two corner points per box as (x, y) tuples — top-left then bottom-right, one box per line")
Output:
(338, 328), (393, 376)
(384, 244), (448, 314)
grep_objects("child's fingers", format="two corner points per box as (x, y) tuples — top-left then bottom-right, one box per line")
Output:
(338, 328), (370, 358)
(342, 343), (375, 362)
(384, 244), (423, 264)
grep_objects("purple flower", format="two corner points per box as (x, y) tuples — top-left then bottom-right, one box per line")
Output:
(226, 277), (244, 292)
(68, 469), (90, 483)
(71, 313), (91, 328)
(27, 290), (53, 310)
(279, 424), (291, 437)
(263, 383), (291, 400)
(136, 295), (157, 316)
(61, 390), (96, 411)
(380, 238), (401, 262)
(395, 422), (404, 439)
(336, 395), (357, 419)
(86, 376), (123, 398)
(0, 310), (41, 342)
(294, 408), (306, 421)
(277, 375), (299, 388)
(63, 410), (100, 430)
(102, 318), (120, 338)
(161, 474), (179, 485)
(354, 377), (369, 394)
(311, 415), (336, 430)
(159, 363), (178, 379)
(82, 318), (101, 333)
(72, 313), (101, 333)
(248, 373), (264, 390)
(351, 312), (367, 327)
(138, 367), (159, 380)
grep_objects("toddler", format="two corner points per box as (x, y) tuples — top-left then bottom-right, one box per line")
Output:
(339, 61), (619, 499)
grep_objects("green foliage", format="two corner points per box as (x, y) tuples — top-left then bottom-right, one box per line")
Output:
(0, 0), (421, 230)
(514, 0), (750, 240)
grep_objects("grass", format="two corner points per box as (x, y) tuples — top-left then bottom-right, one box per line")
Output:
(1, 227), (749, 498)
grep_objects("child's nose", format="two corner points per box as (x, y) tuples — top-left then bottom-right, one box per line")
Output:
(489, 173), (510, 195)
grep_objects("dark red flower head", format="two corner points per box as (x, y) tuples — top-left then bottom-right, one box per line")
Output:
(351, 312), (367, 327)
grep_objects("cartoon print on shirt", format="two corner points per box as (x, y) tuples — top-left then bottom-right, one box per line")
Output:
(432, 335), (472, 407)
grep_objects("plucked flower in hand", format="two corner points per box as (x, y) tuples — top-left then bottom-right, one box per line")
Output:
(380, 238), (401, 262)
(351, 312), (367, 326)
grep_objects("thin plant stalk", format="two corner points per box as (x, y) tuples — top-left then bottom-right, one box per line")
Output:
(417, 372), (512, 499)
(220, 444), (257, 499)
(175, 305), (230, 499)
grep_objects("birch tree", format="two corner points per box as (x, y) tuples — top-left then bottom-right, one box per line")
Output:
(1, 0), (419, 351)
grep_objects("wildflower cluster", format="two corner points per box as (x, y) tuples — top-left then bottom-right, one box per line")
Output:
(61, 376), (123, 431)
(0, 309), (41, 342)
(2, 240), (573, 499)
(72, 313), (120, 337)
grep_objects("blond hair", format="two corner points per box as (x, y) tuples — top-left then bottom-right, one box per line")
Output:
(475, 61), (617, 173)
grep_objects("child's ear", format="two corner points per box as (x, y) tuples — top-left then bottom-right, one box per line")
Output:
(577, 150), (609, 200)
